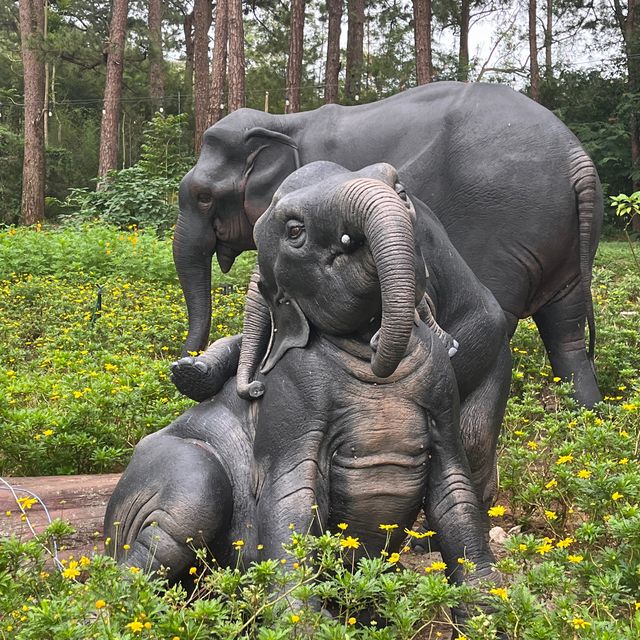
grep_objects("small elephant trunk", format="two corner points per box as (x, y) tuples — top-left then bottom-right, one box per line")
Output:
(334, 178), (416, 378)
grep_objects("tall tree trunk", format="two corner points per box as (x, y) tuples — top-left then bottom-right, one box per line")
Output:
(457, 0), (470, 81)
(227, 0), (245, 112)
(613, 0), (640, 230)
(412, 0), (432, 85)
(183, 10), (194, 106)
(209, 0), (228, 124)
(19, 0), (45, 225)
(529, 0), (540, 101)
(148, 0), (165, 110)
(324, 0), (342, 103)
(98, 0), (129, 181)
(544, 0), (552, 77)
(286, 0), (305, 113)
(345, 0), (364, 102)
(193, 0), (211, 153)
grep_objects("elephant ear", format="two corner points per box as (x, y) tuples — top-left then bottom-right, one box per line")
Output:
(258, 282), (310, 374)
(242, 128), (301, 224)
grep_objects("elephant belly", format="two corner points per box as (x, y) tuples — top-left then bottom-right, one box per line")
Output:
(327, 403), (430, 553)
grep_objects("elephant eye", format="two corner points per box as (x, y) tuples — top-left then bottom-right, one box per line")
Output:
(285, 219), (306, 246)
(197, 193), (213, 205)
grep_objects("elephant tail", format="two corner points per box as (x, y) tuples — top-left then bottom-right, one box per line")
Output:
(569, 148), (603, 362)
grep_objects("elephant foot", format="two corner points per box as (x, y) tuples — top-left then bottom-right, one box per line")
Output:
(170, 356), (222, 401)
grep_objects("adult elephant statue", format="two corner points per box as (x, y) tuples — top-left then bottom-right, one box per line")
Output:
(105, 162), (504, 611)
(172, 81), (603, 407)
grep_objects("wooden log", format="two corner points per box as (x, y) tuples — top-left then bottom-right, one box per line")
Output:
(0, 474), (121, 560)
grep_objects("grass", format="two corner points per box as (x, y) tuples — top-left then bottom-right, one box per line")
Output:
(0, 226), (639, 638)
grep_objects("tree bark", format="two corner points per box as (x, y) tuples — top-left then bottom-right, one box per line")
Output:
(19, 0), (46, 225)
(457, 0), (470, 81)
(412, 0), (432, 85)
(148, 0), (165, 110)
(98, 0), (129, 181)
(227, 0), (245, 112)
(286, 0), (305, 113)
(183, 10), (194, 105)
(209, 0), (228, 124)
(345, 0), (364, 102)
(324, 0), (342, 103)
(193, 0), (211, 153)
(529, 0), (540, 101)
(544, 0), (552, 77)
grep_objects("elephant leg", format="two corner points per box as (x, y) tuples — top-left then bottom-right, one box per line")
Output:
(171, 334), (242, 401)
(104, 432), (233, 582)
(459, 342), (512, 514)
(533, 277), (602, 408)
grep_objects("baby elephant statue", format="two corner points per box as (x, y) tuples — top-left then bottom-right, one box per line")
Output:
(105, 161), (508, 612)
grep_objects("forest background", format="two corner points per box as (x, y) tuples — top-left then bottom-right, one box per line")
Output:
(2, 0), (640, 231)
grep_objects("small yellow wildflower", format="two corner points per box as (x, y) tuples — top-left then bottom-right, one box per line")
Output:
(5, 511), (10, 517)
(553, 376), (561, 382)
(337, 522), (348, 530)
(514, 430), (525, 436)
(577, 469), (591, 479)
(387, 552), (401, 564)
(489, 587), (508, 601)
(379, 523), (398, 531)
(79, 556), (91, 567)
(348, 616), (356, 625)
(340, 536), (360, 549)
(567, 554), (584, 563)
(257, 544), (264, 550)
(127, 619), (144, 633)
(635, 602), (640, 610)
(129, 566), (141, 574)
(514, 371), (524, 379)
(619, 458), (629, 465)
(545, 479), (557, 489)
(518, 543), (528, 552)
(487, 505), (506, 517)
(95, 600), (106, 609)
(556, 454), (573, 465)
(527, 440), (538, 450)
(536, 538), (554, 555)
(43, 429), (54, 437)
(571, 617), (590, 629)
(62, 561), (80, 580)
(189, 567), (197, 575)
(144, 622), (152, 629)
(403, 527), (435, 539)
(545, 510), (558, 521)
(290, 614), (300, 623)
(428, 561), (447, 572)
(232, 539), (245, 549)
(556, 537), (573, 549)
(612, 491), (624, 501)
(17, 497), (37, 510)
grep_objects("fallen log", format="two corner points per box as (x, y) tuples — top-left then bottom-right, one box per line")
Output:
(0, 474), (121, 560)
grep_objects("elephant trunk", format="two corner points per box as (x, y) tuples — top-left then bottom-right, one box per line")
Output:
(173, 183), (217, 356)
(236, 269), (271, 399)
(335, 178), (416, 378)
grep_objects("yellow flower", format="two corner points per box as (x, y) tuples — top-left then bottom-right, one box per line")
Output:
(17, 497), (37, 510)
(489, 587), (508, 601)
(379, 523), (398, 531)
(404, 527), (435, 539)
(487, 505), (506, 517)
(553, 376), (561, 382)
(612, 491), (623, 501)
(95, 600), (106, 609)
(232, 539), (245, 549)
(556, 537), (573, 549)
(257, 544), (264, 550)
(571, 617), (590, 629)
(577, 469), (591, 479)
(426, 561), (447, 572)
(5, 511), (10, 517)
(129, 566), (141, 574)
(127, 619), (144, 633)
(622, 403), (637, 411)
(514, 430), (525, 436)
(635, 601), (640, 610)
(387, 552), (401, 564)
(619, 458), (629, 465)
(62, 561), (80, 580)
(545, 510), (558, 521)
(567, 554), (584, 563)
(545, 479), (557, 489)
(189, 567), (197, 575)
(144, 622), (152, 629)
(340, 536), (360, 549)
(536, 538), (554, 555)
(527, 440), (538, 450)
(43, 429), (54, 437)
(556, 454), (573, 465)
(518, 543), (528, 552)
(347, 617), (356, 625)
(337, 522), (348, 530)
(79, 556), (91, 567)
(290, 614), (300, 624)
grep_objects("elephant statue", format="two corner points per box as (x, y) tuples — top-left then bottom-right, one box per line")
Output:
(105, 162), (506, 605)
(172, 81), (603, 407)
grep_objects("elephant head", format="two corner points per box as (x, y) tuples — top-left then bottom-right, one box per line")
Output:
(173, 115), (301, 355)
(236, 162), (428, 397)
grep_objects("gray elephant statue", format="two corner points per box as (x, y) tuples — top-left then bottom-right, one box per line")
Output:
(172, 81), (603, 408)
(105, 162), (507, 603)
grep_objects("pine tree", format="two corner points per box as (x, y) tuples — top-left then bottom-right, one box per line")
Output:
(324, 0), (342, 103)
(286, 0), (305, 112)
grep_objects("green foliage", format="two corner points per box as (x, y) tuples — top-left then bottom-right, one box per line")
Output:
(0, 124), (23, 225)
(58, 114), (194, 233)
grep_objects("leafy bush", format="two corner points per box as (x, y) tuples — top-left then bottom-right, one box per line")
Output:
(57, 114), (194, 233)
